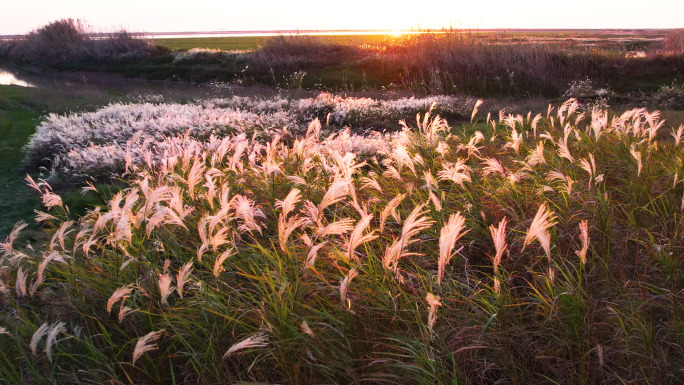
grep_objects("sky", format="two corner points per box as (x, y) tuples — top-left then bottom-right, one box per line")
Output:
(1, 0), (683, 35)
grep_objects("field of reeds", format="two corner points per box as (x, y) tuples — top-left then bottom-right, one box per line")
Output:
(22, 93), (476, 184)
(1, 94), (683, 383)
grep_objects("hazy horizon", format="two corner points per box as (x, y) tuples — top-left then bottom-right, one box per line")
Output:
(2, 0), (683, 35)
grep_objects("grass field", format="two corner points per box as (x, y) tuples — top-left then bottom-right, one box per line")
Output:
(152, 34), (398, 51)
(135, 30), (684, 98)
(149, 29), (670, 52)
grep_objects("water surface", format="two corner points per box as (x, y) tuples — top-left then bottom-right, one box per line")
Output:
(0, 69), (36, 87)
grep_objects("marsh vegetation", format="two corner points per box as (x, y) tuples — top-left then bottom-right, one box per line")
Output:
(0, 20), (683, 384)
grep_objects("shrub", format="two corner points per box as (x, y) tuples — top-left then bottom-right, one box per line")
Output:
(653, 82), (684, 109)
(4, 18), (152, 66)
(11, 18), (90, 63)
(248, 35), (367, 70)
(171, 48), (243, 64)
(664, 29), (684, 52)
(563, 78), (612, 99)
(562, 78), (613, 109)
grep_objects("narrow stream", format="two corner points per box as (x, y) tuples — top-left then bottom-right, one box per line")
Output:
(0, 64), (299, 103)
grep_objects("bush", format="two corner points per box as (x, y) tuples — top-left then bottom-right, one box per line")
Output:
(563, 78), (612, 99)
(653, 82), (684, 109)
(248, 35), (367, 70)
(171, 48), (240, 64)
(562, 78), (613, 109)
(664, 29), (684, 52)
(4, 18), (152, 66)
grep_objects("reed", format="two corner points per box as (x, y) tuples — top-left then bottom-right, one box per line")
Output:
(1, 98), (682, 384)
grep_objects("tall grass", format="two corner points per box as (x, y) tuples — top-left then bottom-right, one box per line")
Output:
(250, 35), (368, 71)
(1, 99), (683, 383)
(21, 93), (475, 184)
(159, 30), (684, 96)
(379, 31), (684, 96)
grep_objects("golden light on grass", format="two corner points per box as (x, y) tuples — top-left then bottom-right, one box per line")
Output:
(132, 330), (164, 366)
(4, 92), (683, 383)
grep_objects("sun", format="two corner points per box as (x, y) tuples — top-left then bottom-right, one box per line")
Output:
(388, 30), (404, 37)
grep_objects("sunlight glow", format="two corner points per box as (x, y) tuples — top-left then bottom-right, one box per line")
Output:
(0, 70), (35, 87)
(0, 0), (682, 35)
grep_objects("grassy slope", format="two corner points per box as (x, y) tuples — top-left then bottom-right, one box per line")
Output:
(0, 86), (42, 237)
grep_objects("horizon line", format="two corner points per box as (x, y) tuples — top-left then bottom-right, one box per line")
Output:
(1, 27), (680, 38)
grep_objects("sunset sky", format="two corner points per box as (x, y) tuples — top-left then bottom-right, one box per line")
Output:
(2, 0), (683, 35)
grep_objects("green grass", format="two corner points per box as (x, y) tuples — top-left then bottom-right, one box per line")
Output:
(0, 84), (139, 237)
(151, 34), (396, 51)
(152, 36), (269, 51)
(0, 86), (43, 237)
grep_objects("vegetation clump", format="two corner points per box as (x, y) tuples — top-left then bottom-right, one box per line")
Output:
(664, 29), (684, 51)
(653, 81), (684, 110)
(21, 93), (475, 183)
(1, 19), (154, 67)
